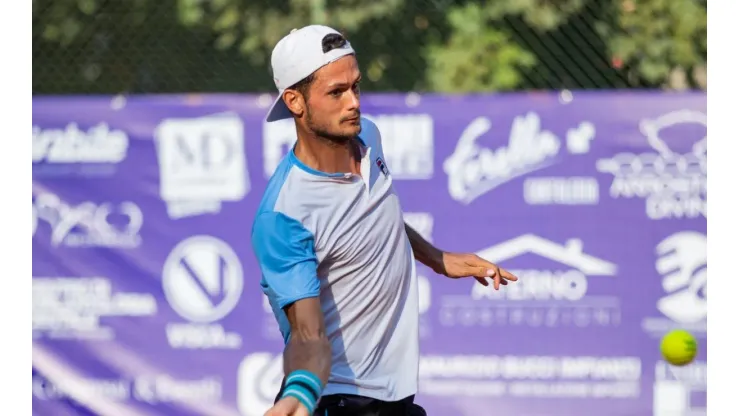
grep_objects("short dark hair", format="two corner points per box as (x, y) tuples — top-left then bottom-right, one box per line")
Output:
(288, 33), (350, 99)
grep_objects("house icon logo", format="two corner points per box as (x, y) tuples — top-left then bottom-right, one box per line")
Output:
(476, 234), (617, 276)
(442, 234), (620, 329)
(470, 233), (618, 304)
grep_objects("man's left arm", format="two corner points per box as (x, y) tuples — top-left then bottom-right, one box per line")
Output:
(404, 223), (518, 290)
(404, 223), (445, 275)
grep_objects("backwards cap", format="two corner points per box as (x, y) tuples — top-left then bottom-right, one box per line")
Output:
(266, 25), (355, 122)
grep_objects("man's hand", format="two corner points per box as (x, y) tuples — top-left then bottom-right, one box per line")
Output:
(441, 252), (518, 290)
(264, 396), (310, 416)
(403, 223), (518, 290)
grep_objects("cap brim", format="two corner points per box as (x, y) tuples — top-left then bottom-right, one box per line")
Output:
(265, 94), (293, 122)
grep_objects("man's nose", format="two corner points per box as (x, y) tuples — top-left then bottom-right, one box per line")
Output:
(346, 89), (360, 109)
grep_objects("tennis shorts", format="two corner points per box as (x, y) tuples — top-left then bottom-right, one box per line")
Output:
(275, 380), (427, 416)
(314, 393), (427, 416)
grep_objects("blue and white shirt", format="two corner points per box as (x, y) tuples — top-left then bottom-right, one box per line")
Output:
(251, 117), (419, 402)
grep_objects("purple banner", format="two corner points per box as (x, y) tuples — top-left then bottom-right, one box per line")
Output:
(32, 92), (707, 416)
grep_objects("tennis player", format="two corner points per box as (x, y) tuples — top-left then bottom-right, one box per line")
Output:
(251, 25), (518, 416)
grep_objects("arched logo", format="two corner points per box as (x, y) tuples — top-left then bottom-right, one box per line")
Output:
(237, 353), (284, 416)
(162, 236), (243, 323)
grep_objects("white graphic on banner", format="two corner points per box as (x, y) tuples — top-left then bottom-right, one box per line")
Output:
(642, 231), (707, 336)
(236, 353), (641, 404)
(477, 235), (616, 276)
(32, 375), (131, 401)
(523, 177), (599, 205)
(263, 114), (434, 179)
(262, 119), (295, 178)
(403, 212), (434, 243)
(133, 375), (223, 404)
(33, 122), (129, 164)
(566, 121), (597, 154)
(656, 232), (707, 323)
(33, 192), (142, 248)
(32, 277), (157, 340)
(154, 113), (249, 219)
(417, 275), (432, 339)
(418, 275), (431, 315)
(419, 355), (641, 399)
(32, 373), (227, 410)
(237, 353), (284, 416)
(366, 114), (434, 179)
(444, 112), (596, 204)
(596, 110), (706, 220)
(162, 236), (243, 349)
(32, 204), (39, 236)
(440, 234), (619, 328)
(653, 361), (706, 416)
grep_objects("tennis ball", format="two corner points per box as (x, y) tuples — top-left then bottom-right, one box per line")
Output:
(660, 329), (697, 366)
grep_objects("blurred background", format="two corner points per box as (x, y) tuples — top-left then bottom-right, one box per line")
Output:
(33, 0), (707, 94)
(32, 1), (707, 416)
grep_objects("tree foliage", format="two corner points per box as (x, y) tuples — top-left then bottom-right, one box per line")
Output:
(599, 0), (707, 89)
(32, 0), (707, 94)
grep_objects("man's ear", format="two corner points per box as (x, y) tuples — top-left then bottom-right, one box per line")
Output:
(283, 89), (305, 118)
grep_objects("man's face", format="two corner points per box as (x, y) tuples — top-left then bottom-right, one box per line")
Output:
(303, 55), (362, 142)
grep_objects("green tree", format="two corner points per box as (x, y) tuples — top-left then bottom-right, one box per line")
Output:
(175, 0), (407, 90)
(598, 0), (707, 89)
(32, 0), (707, 94)
(33, 0), (255, 93)
(425, 0), (706, 92)
(424, 0), (625, 92)
(425, 3), (537, 92)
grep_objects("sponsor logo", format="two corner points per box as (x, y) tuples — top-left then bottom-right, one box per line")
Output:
(420, 355), (641, 399)
(444, 113), (595, 204)
(642, 231), (707, 336)
(376, 157), (389, 177)
(133, 376), (223, 404)
(440, 234), (619, 328)
(263, 114), (434, 179)
(237, 353), (284, 416)
(403, 212), (434, 244)
(367, 114), (434, 179)
(33, 122), (129, 176)
(523, 177), (599, 206)
(33, 193), (142, 248)
(162, 236), (243, 349)
(596, 110), (706, 220)
(32, 277), (156, 340)
(154, 113), (249, 219)
(32, 375), (130, 401)
(653, 361), (706, 416)
(236, 353), (641, 404)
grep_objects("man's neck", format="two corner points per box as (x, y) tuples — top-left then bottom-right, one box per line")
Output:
(293, 128), (359, 175)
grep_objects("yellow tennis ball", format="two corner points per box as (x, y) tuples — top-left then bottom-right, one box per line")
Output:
(660, 329), (697, 366)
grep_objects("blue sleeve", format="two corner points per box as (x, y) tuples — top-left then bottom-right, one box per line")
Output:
(251, 211), (320, 309)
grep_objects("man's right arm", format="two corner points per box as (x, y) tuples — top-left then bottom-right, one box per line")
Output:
(251, 211), (330, 413)
(283, 297), (331, 385)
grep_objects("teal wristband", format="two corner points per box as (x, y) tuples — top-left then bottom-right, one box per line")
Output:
(281, 370), (323, 413)
(282, 385), (317, 413)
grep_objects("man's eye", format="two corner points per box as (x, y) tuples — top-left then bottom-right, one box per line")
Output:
(330, 90), (342, 96)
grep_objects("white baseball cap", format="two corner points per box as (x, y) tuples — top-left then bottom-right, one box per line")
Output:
(266, 25), (356, 122)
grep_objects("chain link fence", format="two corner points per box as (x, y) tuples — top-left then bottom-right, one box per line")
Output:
(32, 0), (706, 95)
